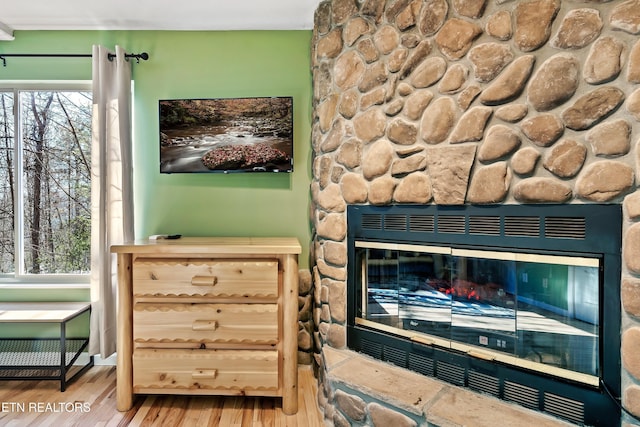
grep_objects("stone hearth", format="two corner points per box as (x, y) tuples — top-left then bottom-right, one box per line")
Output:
(320, 346), (574, 427)
(308, 1), (640, 426)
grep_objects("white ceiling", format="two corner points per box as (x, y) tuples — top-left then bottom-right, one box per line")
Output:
(0, 0), (323, 35)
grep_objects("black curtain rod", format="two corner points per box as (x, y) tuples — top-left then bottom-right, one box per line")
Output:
(0, 52), (149, 67)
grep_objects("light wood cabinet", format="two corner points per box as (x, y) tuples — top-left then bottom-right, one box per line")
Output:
(111, 237), (301, 414)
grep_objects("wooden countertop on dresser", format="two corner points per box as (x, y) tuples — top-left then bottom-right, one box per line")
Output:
(111, 236), (302, 255)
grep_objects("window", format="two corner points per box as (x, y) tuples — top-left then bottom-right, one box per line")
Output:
(0, 84), (92, 282)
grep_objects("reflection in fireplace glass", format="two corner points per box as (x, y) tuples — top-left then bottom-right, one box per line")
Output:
(359, 245), (599, 377)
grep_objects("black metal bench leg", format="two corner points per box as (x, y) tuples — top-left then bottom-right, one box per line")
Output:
(60, 321), (66, 392)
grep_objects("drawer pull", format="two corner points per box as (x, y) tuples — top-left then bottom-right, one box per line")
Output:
(192, 369), (217, 379)
(191, 275), (218, 286)
(192, 320), (218, 331)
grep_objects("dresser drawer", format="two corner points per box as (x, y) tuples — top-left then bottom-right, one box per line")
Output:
(133, 303), (278, 345)
(132, 258), (278, 299)
(133, 349), (279, 393)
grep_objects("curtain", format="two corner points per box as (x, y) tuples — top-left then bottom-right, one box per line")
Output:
(89, 45), (135, 358)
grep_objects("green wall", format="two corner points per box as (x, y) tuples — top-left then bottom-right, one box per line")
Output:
(0, 30), (313, 308)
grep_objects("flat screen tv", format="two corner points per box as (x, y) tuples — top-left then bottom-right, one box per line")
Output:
(159, 96), (293, 173)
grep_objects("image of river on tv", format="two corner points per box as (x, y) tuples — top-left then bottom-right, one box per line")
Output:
(159, 97), (293, 173)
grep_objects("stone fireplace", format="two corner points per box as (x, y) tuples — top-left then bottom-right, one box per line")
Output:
(309, 0), (640, 426)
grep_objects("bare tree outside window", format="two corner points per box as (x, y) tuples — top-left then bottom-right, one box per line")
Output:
(0, 89), (92, 277)
(0, 93), (15, 273)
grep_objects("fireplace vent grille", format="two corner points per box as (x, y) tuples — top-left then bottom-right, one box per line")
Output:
(361, 338), (382, 359)
(437, 215), (466, 234)
(468, 370), (500, 397)
(545, 217), (586, 240)
(504, 216), (540, 237)
(383, 345), (406, 367)
(468, 215), (501, 236)
(436, 361), (465, 386)
(362, 214), (382, 231)
(408, 353), (434, 377)
(544, 393), (585, 425)
(409, 215), (435, 232)
(361, 211), (588, 241)
(383, 214), (407, 231)
(504, 381), (539, 410)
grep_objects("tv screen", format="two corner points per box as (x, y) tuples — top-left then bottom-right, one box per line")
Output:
(159, 96), (293, 173)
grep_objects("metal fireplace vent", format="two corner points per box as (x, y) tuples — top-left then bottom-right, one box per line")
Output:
(544, 393), (585, 425)
(358, 205), (598, 251)
(468, 370), (500, 397)
(361, 213), (382, 231)
(383, 214), (407, 231)
(468, 215), (501, 236)
(436, 361), (465, 386)
(436, 215), (466, 234)
(361, 212), (588, 240)
(408, 353), (434, 377)
(504, 381), (539, 410)
(409, 214), (435, 233)
(382, 345), (405, 367)
(545, 217), (586, 239)
(504, 216), (540, 237)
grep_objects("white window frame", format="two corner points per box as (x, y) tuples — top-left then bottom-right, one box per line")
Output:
(0, 81), (92, 287)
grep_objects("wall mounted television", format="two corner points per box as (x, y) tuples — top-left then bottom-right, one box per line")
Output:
(159, 96), (293, 173)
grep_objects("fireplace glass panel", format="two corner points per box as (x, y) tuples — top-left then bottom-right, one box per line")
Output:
(357, 243), (600, 379)
(450, 253), (517, 354)
(516, 261), (599, 376)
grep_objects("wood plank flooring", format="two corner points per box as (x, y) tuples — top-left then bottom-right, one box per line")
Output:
(0, 366), (325, 426)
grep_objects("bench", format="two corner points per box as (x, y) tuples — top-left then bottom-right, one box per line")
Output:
(0, 302), (94, 391)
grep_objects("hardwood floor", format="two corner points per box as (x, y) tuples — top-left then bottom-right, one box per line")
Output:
(0, 366), (325, 426)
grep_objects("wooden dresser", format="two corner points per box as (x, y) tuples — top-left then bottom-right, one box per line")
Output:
(111, 237), (301, 414)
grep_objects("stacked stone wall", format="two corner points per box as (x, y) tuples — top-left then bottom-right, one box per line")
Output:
(310, 0), (640, 425)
